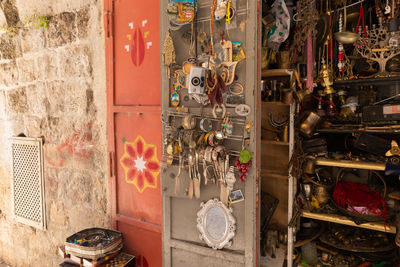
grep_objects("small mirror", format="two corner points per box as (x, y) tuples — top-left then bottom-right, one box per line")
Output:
(197, 199), (236, 250)
(205, 207), (227, 240)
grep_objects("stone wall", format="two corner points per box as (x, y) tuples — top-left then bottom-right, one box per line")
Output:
(0, 1), (108, 266)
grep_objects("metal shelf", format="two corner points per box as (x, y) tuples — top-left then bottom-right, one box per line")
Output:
(301, 210), (395, 234)
(315, 158), (386, 171)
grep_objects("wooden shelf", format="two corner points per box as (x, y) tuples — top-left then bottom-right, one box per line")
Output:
(261, 169), (288, 180)
(315, 158), (386, 171)
(262, 101), (290, 106)
(262, 140), (289, 146)
(301, 210), (395, 234)
(262, 69), (293, 78)
(334, 76), (400, 86)
(318, 126), (400, 134)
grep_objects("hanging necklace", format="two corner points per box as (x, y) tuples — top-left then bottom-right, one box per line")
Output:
(208, 0), (217, 66)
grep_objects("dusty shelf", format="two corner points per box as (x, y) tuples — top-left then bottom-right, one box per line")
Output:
(301, 210), (395, 234)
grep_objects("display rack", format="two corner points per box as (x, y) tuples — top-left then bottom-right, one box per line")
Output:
(260, 68), (296, 267)
(294, 77), (400, 264)
(301, 210), (395, 234)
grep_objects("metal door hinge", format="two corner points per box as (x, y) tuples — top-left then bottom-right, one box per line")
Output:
(105, 10), (113, 38)
(109, 151), (116, 178)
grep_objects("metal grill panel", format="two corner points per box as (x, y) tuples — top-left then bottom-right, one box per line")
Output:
(11, 137), (46, 229)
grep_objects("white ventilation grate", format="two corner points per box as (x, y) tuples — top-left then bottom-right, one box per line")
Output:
(11, 137), (46, 230)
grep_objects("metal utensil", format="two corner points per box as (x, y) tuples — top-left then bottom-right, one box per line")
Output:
(334, 2), (360, 44)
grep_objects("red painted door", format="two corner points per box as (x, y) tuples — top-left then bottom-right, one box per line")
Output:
(105, 0), (162, 266)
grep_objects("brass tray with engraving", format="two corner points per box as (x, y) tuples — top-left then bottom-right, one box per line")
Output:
(319, 226), (395, 253)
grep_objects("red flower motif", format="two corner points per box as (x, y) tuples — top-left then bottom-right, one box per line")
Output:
(120, 136), (160, 193)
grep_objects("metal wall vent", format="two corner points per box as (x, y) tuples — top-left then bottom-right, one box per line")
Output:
(11, 137), (46, 230)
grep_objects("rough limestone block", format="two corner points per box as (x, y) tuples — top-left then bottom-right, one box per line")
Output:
(63, 80), (90, 115)
(23, 115), (43, 137)
(31, 115), (62, 145)
(20, 27), (46, 54)
(36, 50), (58, 80)
(0, 61), (18, 87)
(49, 202), (67, 227)
(16, 57), (37, 83)
(25, 82), (46, 116)
(0, 33), (21, 60)
(76, 7), (89, 39)
(0, 8), (6, 28)
(0, 91), (6, 119)
(45, 80), (65, 115)
(47, 12), (76, 48)
(7, 114), (25, 136)
(58, 45), (92, 78)
(5, 87), (28, 115)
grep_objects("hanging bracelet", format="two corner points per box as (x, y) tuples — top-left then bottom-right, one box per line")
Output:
(200, 118), (212, 132)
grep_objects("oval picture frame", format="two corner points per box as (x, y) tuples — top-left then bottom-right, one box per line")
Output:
(229, 82), (244, 95)
(196, 198), (236, 250)
(235, 104), (251, 116)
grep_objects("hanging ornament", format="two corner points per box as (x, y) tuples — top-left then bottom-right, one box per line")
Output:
(163, 31), (176, 78)
(205, 69), (226, 107)
(338, 13), (344, 73)
(170, 85), (181, 107)
(235, 149), (252, 182)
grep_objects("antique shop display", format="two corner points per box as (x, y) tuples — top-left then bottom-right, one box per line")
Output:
(355, 24), (400, 76)
(260, 0), (400, 266)
(160, 0), (400, 265)
(161, 0), (254, 252)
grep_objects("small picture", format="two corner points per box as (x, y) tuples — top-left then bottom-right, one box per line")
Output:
(229, 189), (245, 204)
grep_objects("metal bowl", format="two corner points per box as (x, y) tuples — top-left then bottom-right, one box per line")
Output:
(334, 31), (360, 44)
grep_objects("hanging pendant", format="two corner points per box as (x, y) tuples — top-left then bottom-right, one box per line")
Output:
(163, 31), (176, 78)
(171, 90), (180, 107)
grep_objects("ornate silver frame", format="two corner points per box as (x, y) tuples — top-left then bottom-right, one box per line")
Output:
(196, 198), (236, 250)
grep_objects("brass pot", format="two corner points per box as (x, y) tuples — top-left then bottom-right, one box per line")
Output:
(334, 31), (360, 44)
(304, 159), (316, 174)
(314, 186), (330, 205)
(277, 51), (291, 69)
(300, 112), (321, 137)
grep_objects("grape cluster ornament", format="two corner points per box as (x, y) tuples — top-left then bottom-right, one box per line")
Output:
(235, 149), (252, 182)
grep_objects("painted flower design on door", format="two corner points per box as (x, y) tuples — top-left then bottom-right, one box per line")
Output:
(120, 136), (160, 193)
